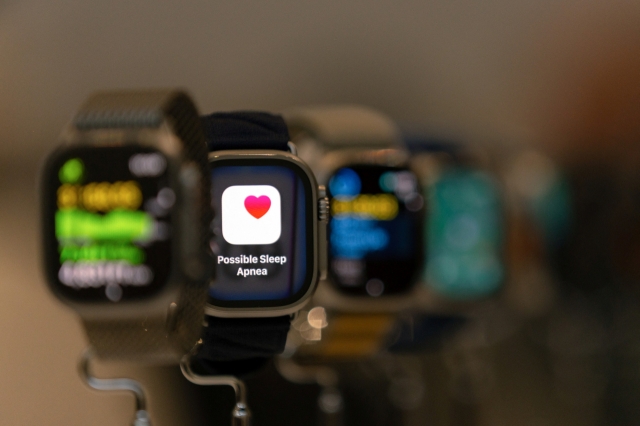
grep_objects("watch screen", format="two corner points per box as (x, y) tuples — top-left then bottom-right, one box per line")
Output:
(425, 168), (504, 299)
(328, 165), (424, 296)
(42, 146), (172, 302)
(208, 158), (314, 308)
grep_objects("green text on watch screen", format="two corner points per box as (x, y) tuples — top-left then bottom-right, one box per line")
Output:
(43, 146), (172, 302)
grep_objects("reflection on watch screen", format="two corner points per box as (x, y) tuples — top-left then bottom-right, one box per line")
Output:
(208, 159), (314, 308)
(43, 146), (172, 302)
(328, 165), (424, 296)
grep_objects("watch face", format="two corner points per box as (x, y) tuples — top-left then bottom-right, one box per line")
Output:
(327, 165), (424, 296)
(42, 145), (173, 303)
(208, 158), (315, 308)
(425, 168), (504, 299)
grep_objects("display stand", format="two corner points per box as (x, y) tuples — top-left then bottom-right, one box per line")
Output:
(78, 347), (152, 426)
(180, 354), (251, 426)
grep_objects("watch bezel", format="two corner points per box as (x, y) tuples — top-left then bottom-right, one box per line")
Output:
(205, 150), (320, 318)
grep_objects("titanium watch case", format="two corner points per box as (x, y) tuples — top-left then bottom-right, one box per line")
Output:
(41, 121), (211, 322)
(204, 149), (328, 318)
(286, 105), (426, 312)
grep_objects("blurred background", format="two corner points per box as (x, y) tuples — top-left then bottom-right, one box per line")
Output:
(1, 0), (640, 424)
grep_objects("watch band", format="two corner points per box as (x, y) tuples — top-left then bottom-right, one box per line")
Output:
(399, 130), (462, 156)
(76, 90), (211, 363)
(202, 111), (290, 151)
(195, 111), (293, 373)
(386, 314), (466, 353)
(284, 105), (401, 149)
(294, 312), (466, 359)
(304, 313), (395, 359)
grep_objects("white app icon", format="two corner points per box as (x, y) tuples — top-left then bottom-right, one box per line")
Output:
(221, 185), (281, 245)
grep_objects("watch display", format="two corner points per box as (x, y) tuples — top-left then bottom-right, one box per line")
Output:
(42, 145), (173, 303)
(327, 165), (424, 296)
(425, 168), (504, 299)
(208, 158), (315, 308)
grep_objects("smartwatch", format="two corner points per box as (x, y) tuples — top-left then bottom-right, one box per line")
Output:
(408, 139), (505, 301)
(40, 90), (212, 363)
(281, 105), (425, 366)
(192, 112), (328, 373)
(426, 166), (504, 299)
(285, 106), (425, 307)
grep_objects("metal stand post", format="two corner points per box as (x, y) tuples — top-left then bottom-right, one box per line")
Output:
(78, 347), (152, 426)
(180, 354), (251, 426)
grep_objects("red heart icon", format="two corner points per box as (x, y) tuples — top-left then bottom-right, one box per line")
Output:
(244, 195), (271, 219)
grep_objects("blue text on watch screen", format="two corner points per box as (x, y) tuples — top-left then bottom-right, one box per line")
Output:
(328, 165), (424, 296)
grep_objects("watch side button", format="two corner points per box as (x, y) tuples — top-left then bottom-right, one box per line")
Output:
(318, 185), (327, 199)
(318, 185), (329, 222)
(317, 185), (329, 280)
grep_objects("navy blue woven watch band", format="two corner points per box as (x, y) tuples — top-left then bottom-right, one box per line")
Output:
(201, 111), (290, 151)
(194, 112), (293, 373)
